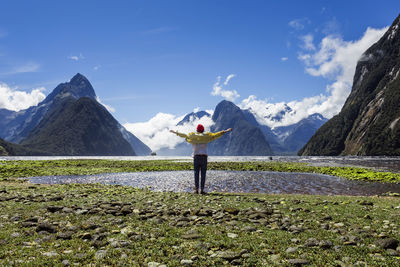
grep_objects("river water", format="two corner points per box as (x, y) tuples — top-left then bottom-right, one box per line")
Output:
(4, 156), (400, 196)
(25, 170), (400, 196)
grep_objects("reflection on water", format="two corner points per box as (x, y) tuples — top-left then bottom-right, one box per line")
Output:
(26, 171), (400, 196)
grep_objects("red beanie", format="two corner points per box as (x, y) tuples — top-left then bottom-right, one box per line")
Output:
(196, 124), (204, 133)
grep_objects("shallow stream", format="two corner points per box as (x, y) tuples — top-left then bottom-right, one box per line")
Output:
(26, 170), (400, 196)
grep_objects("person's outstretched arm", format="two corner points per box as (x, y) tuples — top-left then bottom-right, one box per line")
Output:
(170, 130), (188, 139)
(208, 128), (233, 141)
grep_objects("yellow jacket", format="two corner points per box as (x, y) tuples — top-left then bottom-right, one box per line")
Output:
(174, 131), (226, 144)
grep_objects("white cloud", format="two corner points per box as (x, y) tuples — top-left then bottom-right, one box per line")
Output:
(96, 96), (115, 113)
(93, 65), (101, 70)
(124, 112), (214, 151)
(288, 18), (310, 31)
(211, 75), (240, 102)
(300, 34), (316, 51)
(69, 53), (84, 61)
(0, 83), (46, 111)
(224, 74), (236, 85)
(239, 26), (388, 128)
(281, 57), (288, 62)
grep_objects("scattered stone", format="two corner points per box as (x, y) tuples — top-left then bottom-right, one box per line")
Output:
(269, 254), (280, 262)
(319, 240), (333, 249)
(50, 195), (63, 201)
(243, 226), (256, 232)
(47, 206), (64, 213)
(81, 222), (101, 230)
(36, 222), (57, 233)
(180, 259), (193, 266)
(182, 229), (201, 239)
(56, 231), (73, 240)
(110, 240), (131, 248)
(62, 259), (70, 266)
(95, 250), (107, 260)
(10, 232), (21, 238)
(11, 215), (21, 221)
(42, 251), (59, 257)
(77, 232), (92, 240)
(224, 207), (239, 215)
(374, 238), (399, 250)
(286, 247), (298, 254)
(120, 206), (132, 215)
(75, 209), (89, 215)
(227, 233), (238, 238)
(212, 250), (241, 261)
(386, 249), (399, 256)
(148, 262), (166, 267)
(334, 223), (345, 228)
(287, 258), (310, 266)
(291, 238), (301, 244)
(359, 200), (373, 206)
(304, 238), (319, 247)
(62, 207), (74, 213)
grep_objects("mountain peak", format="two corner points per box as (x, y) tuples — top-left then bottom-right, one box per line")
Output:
(70, 73), (89, 85)
(41, 73), (96, 105)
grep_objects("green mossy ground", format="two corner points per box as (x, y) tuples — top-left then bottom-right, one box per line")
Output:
(0, 160), (399, 266)
(1, 159), (400, 183)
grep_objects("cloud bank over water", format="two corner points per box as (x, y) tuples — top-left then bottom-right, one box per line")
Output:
(124, 110), (214, 151)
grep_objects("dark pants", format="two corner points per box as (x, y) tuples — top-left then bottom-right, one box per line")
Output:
(194, 155), (208, 191)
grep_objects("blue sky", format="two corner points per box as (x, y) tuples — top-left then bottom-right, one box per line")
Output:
(0, 1), (399, 135)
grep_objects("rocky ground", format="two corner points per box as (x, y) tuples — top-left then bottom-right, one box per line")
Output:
(1, 181), (400, 266)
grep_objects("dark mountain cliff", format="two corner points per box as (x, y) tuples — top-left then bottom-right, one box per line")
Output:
(208, 100), (273, 156)
(21, 97), (136, 156)
(0, 73), (97, 143)
(300, 14), (400, 156)
(0, 73), (151, 156)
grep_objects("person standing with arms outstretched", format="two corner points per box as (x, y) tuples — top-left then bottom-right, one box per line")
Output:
(170, 124), (232, 194)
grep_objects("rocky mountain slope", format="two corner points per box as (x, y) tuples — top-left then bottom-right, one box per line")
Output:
(0, 73), (151, 156)
(274, 114), (327, 153)
(208, 100), (273, 156)
(300, 14), (400, 156)
(21, 97), (136, 156)
(0, 137), (46, 156)
(0, 73), (96, 143)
